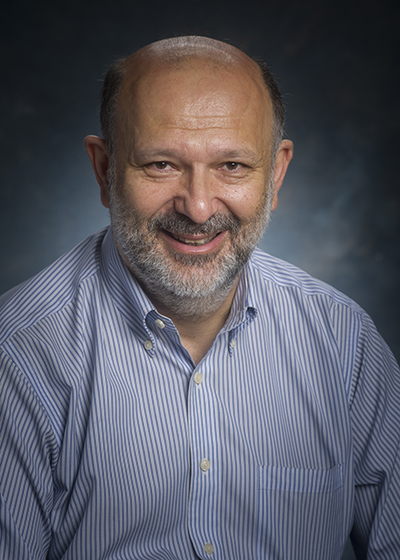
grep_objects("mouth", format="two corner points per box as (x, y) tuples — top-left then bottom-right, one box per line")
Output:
(160, 229), (227, 254)
(166, 231), (220, 246)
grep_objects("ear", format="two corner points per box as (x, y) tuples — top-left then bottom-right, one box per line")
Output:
(84, 135), (111, 208)
(271, 139), (293, 211)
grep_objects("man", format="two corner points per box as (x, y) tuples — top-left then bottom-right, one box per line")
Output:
(0, 36), (399, 560)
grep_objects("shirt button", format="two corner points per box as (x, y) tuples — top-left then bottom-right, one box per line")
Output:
(200, 459), (210, 472)
(155, 319), (165, 329)
(230, 340), (236, 349)
(144, 340), (153, 350)
(204, 543), (214, 554)
(193, 372), (204, 385)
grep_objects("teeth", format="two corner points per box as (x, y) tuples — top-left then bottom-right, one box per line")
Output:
(172, 233), (217, 246)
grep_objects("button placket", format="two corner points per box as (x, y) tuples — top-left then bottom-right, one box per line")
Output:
(188, 359), (217, 559)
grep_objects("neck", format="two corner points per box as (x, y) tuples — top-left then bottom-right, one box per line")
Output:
(150, 280), (239, 365)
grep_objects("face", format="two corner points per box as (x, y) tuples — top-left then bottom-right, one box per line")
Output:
(107, 58), (282, 317)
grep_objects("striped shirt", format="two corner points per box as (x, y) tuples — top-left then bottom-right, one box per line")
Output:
(1, 226), (399, 559)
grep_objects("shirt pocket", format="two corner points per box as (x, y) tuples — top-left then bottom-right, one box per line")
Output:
(257, 464), (344, 560)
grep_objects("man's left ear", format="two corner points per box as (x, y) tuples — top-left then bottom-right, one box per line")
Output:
(271, 139), (293, 211)
(84, 135), (111, 208)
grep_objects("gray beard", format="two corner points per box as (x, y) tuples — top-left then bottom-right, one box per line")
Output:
(109, 176), (274, 321)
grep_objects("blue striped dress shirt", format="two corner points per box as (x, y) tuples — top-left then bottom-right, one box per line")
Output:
(1, 226), (399, 559)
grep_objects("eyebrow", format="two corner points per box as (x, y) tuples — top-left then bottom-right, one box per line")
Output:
(131, 147), (262, 166)
(216, 149), (261, 164)
(132, 148), (183, 162)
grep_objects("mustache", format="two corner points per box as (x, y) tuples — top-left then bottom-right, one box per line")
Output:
(149, 211), (241, 236)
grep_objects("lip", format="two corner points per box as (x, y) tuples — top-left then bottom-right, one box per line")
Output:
(160, 230), (228, 254)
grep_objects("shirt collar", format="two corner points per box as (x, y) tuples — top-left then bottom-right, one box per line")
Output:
(100, 227), (158, 343)
(222, 257), (258, 333)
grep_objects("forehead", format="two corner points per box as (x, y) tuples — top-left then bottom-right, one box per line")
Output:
(115, 54), (273, 153)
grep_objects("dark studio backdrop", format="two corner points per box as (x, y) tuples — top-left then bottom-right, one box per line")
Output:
(1, 1), (399, 558)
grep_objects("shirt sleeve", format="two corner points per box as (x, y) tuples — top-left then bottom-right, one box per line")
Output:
(0, 348), (58, 560)
(348, 312), (400, 559)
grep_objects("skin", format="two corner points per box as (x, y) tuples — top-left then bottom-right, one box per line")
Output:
(85, 39), (293, 363)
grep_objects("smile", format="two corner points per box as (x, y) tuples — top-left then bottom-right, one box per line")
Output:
(167, 232), (220, 246)
(160, 229), (228, 254)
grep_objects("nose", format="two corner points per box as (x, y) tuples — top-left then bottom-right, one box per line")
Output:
(173, 166), (218, 224)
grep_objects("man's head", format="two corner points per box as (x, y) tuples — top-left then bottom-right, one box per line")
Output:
(85, 36), (293, 319)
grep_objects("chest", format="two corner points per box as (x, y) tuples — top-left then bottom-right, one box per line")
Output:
(50, 320), (352, 559)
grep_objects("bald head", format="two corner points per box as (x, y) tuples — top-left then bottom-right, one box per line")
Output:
(132, 35), (248, 66)
(100, 36), (285, 156)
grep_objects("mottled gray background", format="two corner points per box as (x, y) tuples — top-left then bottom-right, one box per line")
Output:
(1, 1), (399, 558)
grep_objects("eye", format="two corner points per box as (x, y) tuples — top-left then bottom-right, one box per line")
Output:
(144, 161), (176, 175)
(152, 161), (170, 170)
(221, 162), (245, 172)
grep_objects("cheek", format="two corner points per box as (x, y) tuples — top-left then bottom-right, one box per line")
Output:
(120, 180), (176, 219)
(224, 185), (268, 222)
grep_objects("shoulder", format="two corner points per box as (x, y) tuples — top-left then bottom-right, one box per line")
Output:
(247, 249), (397, 404)
(249, 247), (363, 315)
(247, 248), (368, 368)
(0, 228), (108, 345)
